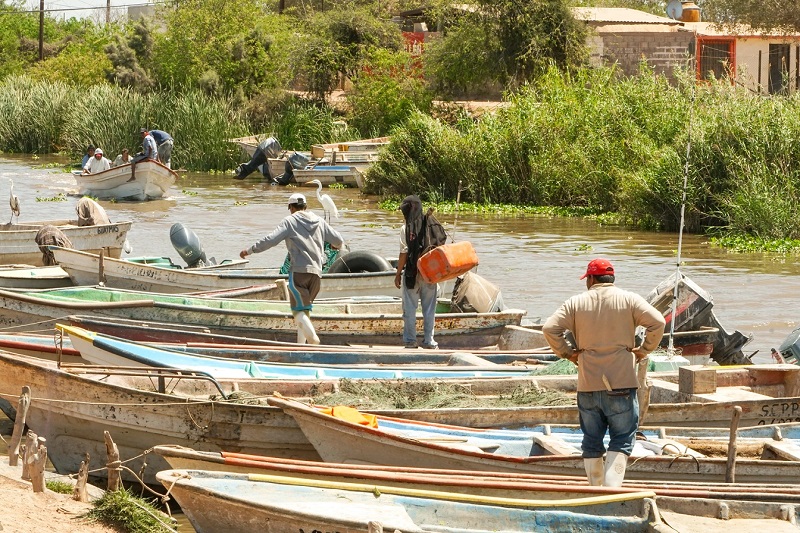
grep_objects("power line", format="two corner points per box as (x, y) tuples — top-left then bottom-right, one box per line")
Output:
(0, 1), (165, 15)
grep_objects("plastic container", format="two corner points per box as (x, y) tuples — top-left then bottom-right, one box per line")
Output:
(417, 241), (479, 284)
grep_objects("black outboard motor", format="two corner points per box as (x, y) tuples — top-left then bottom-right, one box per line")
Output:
(170, 222), (208, 268)
(275, 151), (311, 186)
(234, 137), (282, 180)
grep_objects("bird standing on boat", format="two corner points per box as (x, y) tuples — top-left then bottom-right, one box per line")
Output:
(8, 178), (20, 224)
(309, 179), (338, 221)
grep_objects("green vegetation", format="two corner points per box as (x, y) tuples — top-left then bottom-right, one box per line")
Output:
(86, 488), (175, 533)
(367, 65), (800, 243)
(45, 479), (74, 494)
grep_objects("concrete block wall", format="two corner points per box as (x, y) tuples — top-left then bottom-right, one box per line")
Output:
(597, 32), (694, 78)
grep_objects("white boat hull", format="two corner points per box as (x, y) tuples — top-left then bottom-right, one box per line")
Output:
(73, 160), (176, 200)
(52, 246), (400, 298)
(0, 219), (132, 266)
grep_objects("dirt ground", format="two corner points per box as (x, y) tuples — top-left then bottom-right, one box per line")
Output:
(0, 473), (118, 533)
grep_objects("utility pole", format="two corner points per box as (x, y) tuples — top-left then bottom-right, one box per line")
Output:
(38, 0), (44, 61)
(106, 0), (110, 23)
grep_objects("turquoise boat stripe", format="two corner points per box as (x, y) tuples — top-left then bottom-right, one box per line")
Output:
(287, 271), (312, 313)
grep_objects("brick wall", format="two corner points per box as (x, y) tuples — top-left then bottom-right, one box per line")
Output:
(598, 32), (694, 78)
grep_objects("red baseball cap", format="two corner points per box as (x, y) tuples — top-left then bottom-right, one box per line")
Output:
(580, 258), (614, 279)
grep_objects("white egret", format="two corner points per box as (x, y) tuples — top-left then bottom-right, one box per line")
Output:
(8, 178), (20, 224)
(308, 179), (338, 221)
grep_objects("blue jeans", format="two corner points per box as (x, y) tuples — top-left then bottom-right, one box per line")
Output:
(401, 277), (437, 346)
(578, 389), (639, 458)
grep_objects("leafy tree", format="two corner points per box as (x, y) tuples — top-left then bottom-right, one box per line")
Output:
(424, 0), (588, 95)
(293, 5), (404, 100)
(27, 43), (112, 86)
(700, 0), (800, 33)
(348, 48), (433, 136)
(105, 33), (154, 91)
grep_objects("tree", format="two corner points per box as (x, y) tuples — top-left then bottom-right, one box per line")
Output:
(424, 0), (588, 96)
(700, 0), (800, 33)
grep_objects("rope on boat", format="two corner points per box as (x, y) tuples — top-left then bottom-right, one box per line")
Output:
(0, 316), (64, 332)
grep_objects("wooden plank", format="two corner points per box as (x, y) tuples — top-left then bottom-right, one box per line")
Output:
(764, 440), (800, 461)
(679, 365), (717, 394)
(533, 434), (579, 456)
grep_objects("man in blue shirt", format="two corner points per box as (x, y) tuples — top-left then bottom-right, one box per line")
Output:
(150, 129), (174, 168)
(140, 128), (158, 161)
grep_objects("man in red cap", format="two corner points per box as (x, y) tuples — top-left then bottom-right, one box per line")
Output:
(542, 258), (665, 488)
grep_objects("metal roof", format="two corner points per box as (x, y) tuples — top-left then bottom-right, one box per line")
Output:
(571, 7), (682, 25)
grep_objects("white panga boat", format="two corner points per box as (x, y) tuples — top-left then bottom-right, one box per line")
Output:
(72, 159), (176, 200)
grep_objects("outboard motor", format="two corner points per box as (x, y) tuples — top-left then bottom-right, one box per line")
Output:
(234, 137), (282, 180)
(170, 222), (208, 268)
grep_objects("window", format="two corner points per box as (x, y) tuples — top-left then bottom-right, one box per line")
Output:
(697, 38), (735, 81)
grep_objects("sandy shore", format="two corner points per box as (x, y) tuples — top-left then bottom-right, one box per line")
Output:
(0, 470), (117, 533)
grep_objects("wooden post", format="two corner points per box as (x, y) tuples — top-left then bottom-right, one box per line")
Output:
(21, 430), (38, 480)
(98, 248), (106, 285)
(73, 453), (90, 502)
(725, 405), (743, 483)
(104, 431), (121, 491)
(636, 357), (651, 427)
(29, 437), (47, 493)
(368, 522), (383, 533)
(8, 386), (30, 467)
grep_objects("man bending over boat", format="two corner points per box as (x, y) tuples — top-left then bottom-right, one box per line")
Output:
(542, 258), (665, 487)
(239, 192), (343, 344)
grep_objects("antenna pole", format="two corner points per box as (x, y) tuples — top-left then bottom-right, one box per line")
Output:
(451, 180), (462, 242)
(668, 34), (697, 354)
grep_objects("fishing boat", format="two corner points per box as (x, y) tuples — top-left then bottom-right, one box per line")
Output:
(0, 219), (132, 266)
(157, 469), (662, 533)
(72, 159), (176, 201)
(269, 397), (800, 484)
(0, 286), (525, 347)
(57, 324), (541, 380)
(0, 265), (72, 289)
(153, 445), (800, 510)
(292, 165), (364, 188)
(50, 246), (399, 298)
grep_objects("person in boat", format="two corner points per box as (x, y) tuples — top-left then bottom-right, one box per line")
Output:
(82, 148), (111, 174)
(542, 258), (665, 488)
(34, 225), (73, 266)
(234, 137), (282, 181)
(80, 144), (95, 169)
(394, 195), (441, 350)
(76, 197), (111, 226)
(136, 128), (158, 162)
(239, 192), (344, 345)
(112, 148), (132, 167)
(150, 129), (174, 168)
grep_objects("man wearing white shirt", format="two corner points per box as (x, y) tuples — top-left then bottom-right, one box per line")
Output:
(82, 148), (111, 174)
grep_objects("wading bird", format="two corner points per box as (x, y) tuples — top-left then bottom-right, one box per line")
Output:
(8, 178), (20, 224)
(308, 179), (338, 221)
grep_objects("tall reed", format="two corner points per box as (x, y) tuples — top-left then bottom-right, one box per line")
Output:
(367, 65), (800, 238)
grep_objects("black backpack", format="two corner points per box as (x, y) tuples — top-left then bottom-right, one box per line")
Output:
(422, 210), (448, 254)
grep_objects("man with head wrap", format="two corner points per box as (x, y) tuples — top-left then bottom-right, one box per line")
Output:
(76, 197), (111, 227)
(34, 225), (73, 266)
(394, 195), (439, 349)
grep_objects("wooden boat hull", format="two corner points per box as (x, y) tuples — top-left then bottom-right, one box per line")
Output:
(73, 160), (176, 200)
(51, 246), (399, 298)
(153, 445), (800, 505)
(59, 325), (541, 380)
(156, 469), (660, 533)
(0, 287), (524, 348)
(0, 219), (132, 266)
(292, 166), (363, 187)
(0, 265), (72, 289)
(0, 351), (321, 485)
(271, 397), (800, 484)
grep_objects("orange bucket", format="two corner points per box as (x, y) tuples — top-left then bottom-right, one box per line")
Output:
(417, 241), (479, 284)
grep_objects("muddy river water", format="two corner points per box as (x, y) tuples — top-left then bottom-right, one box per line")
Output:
(2, 154), (799, 364)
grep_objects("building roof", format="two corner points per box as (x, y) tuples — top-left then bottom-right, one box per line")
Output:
(571, 7), (682, 25)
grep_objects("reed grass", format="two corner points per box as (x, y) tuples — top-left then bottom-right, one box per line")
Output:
(0, 76), (249, 171)
(86, 487), (175, 533)
(367, 65), (800, 240)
